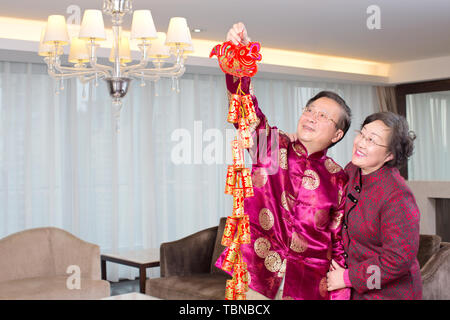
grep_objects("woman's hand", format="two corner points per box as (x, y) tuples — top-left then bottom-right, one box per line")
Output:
(226, 22), (250, 46)
(327, 259), (346, 291)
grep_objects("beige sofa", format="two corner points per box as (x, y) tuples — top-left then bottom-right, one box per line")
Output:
(0, 227), (110, 300)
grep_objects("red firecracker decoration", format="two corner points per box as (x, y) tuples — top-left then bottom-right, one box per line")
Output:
(211, 40), (262, 300)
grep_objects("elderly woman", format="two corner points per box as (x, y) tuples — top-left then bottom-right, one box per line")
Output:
(326, 111), (422, 299)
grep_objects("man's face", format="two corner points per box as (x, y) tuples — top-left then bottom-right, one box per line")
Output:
(296, 97), (344, 153)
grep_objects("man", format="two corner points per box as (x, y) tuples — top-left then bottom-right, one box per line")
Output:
(216, 23), (352, 300)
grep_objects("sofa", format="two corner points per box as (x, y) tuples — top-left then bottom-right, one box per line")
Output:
(0, 227), (110, 300)
(146, 217), (231, 299)
(418, 234), (450, 300)
(146, 217), (450, 300)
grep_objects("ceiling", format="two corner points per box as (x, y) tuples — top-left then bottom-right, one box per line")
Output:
(2, 0), (450, 63)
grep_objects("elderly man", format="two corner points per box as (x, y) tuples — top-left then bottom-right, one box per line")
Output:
(216, 23), (352, 300)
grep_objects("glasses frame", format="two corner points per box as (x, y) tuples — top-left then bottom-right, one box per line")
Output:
(354, 130), (389, 148)
(302, 106), (338, 127)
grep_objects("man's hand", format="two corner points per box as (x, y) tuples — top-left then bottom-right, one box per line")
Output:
(226, 22), (251, 46)
(287, 133), (297, 143)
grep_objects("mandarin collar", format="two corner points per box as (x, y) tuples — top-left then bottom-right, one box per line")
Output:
(293, 140), (328, 160)
(359, 165), (389, 185)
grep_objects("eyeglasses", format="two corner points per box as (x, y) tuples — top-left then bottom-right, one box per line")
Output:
(355, 130), (388, 148)
(302, 106), (338, 126)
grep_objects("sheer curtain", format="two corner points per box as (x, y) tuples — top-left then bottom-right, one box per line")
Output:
(0, 60), (377, 281)
(407, 92), (450, 181)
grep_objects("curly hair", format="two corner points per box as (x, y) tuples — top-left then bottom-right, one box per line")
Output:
(361, 112), (416, 169)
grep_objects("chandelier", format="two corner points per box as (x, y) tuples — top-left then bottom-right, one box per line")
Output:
(38, 0), (193, 125)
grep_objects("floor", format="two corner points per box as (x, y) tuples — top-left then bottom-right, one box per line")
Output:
(109, 278), (141, 296)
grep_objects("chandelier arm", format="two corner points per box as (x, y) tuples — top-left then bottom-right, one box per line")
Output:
(88, 59), (114, 74)
(53, 61), (110, 79)
(47, 68), (107, 79)
(78, 73), (107, 84)
(120, 58), (150, 74)
(53, 59), (108, 76)
(132, 66), (186, 79)
(134, 63), (183, 74)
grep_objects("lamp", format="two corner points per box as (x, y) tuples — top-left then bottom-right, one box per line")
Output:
(38, 27), (63, 56)
(131, 10), (157, 40)
(79, 10), (106, 41)
(43, 15), (70, 45)
(165, 17), (192, 47)
(148, 32), (170, 59)
(68, 37), (90, 64)
(40, 0), (194, 126)
(109, 37), (132, 64)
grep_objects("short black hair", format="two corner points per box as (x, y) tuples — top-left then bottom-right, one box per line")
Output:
(361, 112), (416, 169)
(306, 90), (352, 148)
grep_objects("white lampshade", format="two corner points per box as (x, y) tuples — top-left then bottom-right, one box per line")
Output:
(182, 25), (194, 55)
(183, 44), (195, 56)
(109, 37), (132, 64)
(38, 26), (62, 56)
(43, 15), (70, 45)
(68, 37), (90, 64)
(148, 32), (170, 58)
(131, 10), (157, 40)
(79, 10), (106, 41)
(165, 17), (191, 47)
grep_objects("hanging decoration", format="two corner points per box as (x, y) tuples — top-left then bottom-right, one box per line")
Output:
(210, 40), (262, 300)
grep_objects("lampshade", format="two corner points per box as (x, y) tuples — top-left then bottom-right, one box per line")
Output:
(183, 44), (195, 56)
(148, 32), (170, 58)
(131, 10), (157, 40)
(38, 27), (62, 56)
(182, 25), (194, 55)
(43, 15), (70, 45)
(109, 37), (132, 64)
(79, 10), (106, 41)
(68, 37), (90, 64)
(165, 17), (191, 47)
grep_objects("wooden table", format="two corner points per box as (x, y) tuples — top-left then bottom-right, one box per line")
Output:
(101, 249), (160, 294)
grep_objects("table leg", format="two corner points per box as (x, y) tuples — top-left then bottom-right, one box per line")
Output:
(139, 267), (147, 294)
(101, 259), (107, 280)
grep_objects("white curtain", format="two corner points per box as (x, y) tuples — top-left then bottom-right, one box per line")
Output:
(407, 92), (450, 181)
(0, 60), (377, 281)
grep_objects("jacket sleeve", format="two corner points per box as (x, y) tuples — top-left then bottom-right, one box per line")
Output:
(329, 172), (351, 300)
(225, 74), (286, 169)
(348, 188), (421, 294)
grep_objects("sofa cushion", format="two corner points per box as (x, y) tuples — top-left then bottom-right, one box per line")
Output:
(210, 217), (228, 274)
(418, 234), (442, 269)
(146, 273), (231, 300)
(0, 228), (55, 282)
(0, 276), (110, 300)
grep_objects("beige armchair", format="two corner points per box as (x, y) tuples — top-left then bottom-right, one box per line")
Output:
(0, 227), (110, 300)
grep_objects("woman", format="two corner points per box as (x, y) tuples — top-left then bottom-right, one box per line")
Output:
(326, 111), (422, 299)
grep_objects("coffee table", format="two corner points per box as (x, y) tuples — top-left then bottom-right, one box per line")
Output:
(101, 249), (160, 294)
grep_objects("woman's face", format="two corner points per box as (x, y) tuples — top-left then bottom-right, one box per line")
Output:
(351, 120), (394, 175)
